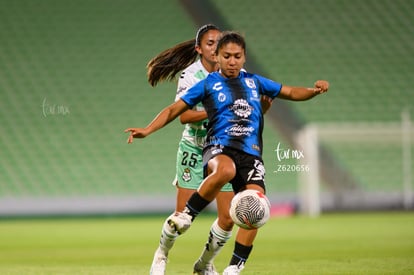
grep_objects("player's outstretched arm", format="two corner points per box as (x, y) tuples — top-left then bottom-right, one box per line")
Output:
(278, 80), (329, 101)
(124, 99), (189, 143)
(179, 109), (208, 124)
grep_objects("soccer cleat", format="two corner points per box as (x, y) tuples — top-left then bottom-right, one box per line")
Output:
(167, 212), (192, 235)
(222, 263), (245, 275)
(150, 248), (167, 275)
(192, 259), (219, 275)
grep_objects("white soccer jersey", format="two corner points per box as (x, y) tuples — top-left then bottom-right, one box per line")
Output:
(174, 59), (209, 147)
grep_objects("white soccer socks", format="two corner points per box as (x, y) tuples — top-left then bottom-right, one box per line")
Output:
(158, 214), (179, 256)
(197, 219), (232, 267)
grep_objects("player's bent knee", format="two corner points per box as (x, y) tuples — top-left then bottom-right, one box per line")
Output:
(217, 166), (236, 182)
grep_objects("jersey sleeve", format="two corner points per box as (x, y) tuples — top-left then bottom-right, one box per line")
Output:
(175, 72), (197, 102)
(255, 75), (282, 99)
(180, 79), (205, 108)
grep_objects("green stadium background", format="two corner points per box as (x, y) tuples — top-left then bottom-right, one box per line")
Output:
(0, 0), (413, 216)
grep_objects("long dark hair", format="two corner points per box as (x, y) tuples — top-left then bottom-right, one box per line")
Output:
(147, 24), (220, 87)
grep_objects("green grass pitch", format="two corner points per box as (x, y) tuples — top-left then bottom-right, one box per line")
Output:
(0, 212), (413, 274)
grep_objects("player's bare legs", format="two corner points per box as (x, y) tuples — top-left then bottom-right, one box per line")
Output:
(176, 187), (196, 212)
(215, 191), (234, 231)
(199, 155), (236, 201)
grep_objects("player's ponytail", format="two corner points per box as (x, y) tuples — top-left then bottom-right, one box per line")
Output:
(147, 24), (220, 87)
(147, 39), (197, 87)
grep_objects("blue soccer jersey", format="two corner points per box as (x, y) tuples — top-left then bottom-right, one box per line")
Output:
(180, 71), (282, 157)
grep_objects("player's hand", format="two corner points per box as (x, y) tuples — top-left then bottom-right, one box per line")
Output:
(260, 95), (273, 114)
(124, 128), (149, 143)
(313, 80), (329, 94)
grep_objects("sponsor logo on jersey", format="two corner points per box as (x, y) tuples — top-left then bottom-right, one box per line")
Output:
(252, 144), (261, 151)
(252, 89), (258, 98)
(218, 92), (226, 102)
(177, 86), (187, 95)
(225, 123), (254, 137)
(230, 99), (253, 118)
(194, 70), (206, 80)
(213, 82), (223, 91)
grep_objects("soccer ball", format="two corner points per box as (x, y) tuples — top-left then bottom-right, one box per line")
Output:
(229, 189), (271, 230)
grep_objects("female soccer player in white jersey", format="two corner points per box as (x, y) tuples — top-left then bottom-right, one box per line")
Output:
(146, 25), (262, 275)
(127, 31), (329, 274)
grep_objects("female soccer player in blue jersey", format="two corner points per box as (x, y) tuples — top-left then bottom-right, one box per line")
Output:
(145, 25), (264, 275)
(126, 31), (329, 274)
